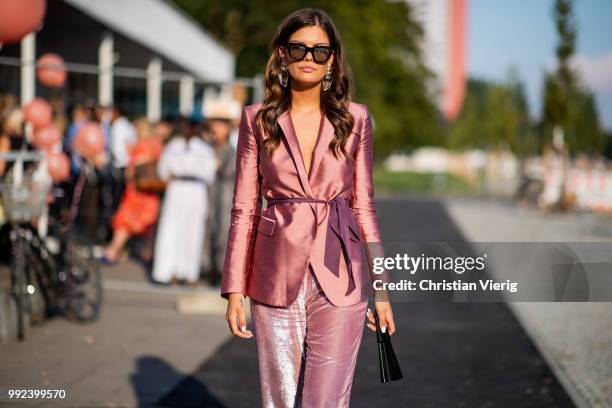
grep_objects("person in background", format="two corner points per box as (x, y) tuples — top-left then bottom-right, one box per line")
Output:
(0, 93), (17, 119)
(109, 105), (137, 214)
(96, 104), (115, 241)
(72, 143), (111, 245)
(0, 108), (28, 177)
(228, 115), (239, 150)
(49, 96), (69, 141)
(202, 102), (238, 286)
(154, 115), (175, 145)
(135, 115), (176, 265)
(96, 104), (113, 148)
(151, 117), (216, 286)
(102, 118), (163, 264)
(65, 104), (92, 175)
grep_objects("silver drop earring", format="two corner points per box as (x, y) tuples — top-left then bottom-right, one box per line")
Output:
(322, 66), (332, 91)
(279, 62), (289, 88)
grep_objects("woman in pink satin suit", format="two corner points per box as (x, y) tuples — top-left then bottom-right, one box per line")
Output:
(221, 7), (395, 408)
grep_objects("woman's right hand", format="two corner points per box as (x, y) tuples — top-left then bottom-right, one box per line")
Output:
(226, 293), (254, 339)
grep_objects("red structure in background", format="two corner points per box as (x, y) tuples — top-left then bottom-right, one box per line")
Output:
(443, 0), (467, 121)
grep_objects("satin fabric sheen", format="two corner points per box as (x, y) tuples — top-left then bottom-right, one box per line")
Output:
(250, 264), (368, 408)
(221, 101), (383, 307)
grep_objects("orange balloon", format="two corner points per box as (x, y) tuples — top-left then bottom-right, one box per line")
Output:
(0, 0), (46, 44)
(74, 122), (105, 157)
(47, 151), (70, 182)
(24, 98), (52, 129)
(37, 53), (67, 88)
(32, 124), (61, 150)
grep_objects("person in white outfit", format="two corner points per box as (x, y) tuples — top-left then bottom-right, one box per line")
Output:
(152, 118), (217, 285)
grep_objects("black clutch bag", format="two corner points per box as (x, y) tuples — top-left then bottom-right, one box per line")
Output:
(374, 310), (403, 383)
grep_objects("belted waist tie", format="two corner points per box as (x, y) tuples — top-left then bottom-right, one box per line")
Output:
(172, 175), (208, 184)
(266, 196), (359, 296)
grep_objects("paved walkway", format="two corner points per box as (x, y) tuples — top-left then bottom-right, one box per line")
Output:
(1, 196), (599, 407)
(0, 261), (230, 407)
(159, 197), (575, 408)
(445, 197), (612, 408)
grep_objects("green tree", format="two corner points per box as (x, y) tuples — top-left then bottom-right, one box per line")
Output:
(485, 84), (520, 150)
(540, 0), (604, 154)
(541, 0), (577, 147)
(573, 91), (605, 154)
(447, 78), (489, 149)
(448, 70), (535, 155)
(604, 130), (612, 159)
(506, 67), (538, 156)
(173, 0), (442, 158)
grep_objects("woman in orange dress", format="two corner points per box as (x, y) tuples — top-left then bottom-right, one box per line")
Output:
(102, 117), (163, 264)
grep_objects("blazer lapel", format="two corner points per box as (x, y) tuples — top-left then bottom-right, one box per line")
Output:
(277, 109), (335, 196)
(278, 109), (336, 225)
(308, 113), (334, 186)
(278, 109), (314, 197)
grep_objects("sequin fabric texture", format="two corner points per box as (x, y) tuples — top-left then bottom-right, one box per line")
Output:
(250, 264), (368, 408)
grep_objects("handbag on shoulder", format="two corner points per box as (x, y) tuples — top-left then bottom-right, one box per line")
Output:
(134, 160), (166, 192)
(374, 310), (403, 383)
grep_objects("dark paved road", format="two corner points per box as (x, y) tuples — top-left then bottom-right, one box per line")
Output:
(158, 198), (575, 408)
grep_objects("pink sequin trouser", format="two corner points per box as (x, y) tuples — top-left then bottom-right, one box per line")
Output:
(249, 264), (369, 408)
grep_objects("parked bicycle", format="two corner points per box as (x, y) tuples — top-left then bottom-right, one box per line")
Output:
(0, 151), (102, 341)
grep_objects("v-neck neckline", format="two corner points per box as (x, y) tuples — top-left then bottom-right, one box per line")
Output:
(288, 110), (325, 179)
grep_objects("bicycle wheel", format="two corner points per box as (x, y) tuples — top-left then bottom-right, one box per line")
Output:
(10, 235), (30, 340)
(58, 233), (103, 322)
(28, 236), (56, 323)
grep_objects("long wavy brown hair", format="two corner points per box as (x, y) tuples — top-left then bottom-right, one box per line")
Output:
(256, 8), (355, 161)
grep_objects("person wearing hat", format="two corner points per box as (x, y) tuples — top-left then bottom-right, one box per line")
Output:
(202, 99), (240, 285)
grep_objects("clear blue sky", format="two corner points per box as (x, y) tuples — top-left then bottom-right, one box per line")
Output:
(468, 0), (612, 130)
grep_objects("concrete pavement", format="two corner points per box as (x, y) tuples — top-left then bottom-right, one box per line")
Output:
(0, 260), (231, 407)
(3, 196), (608, 406)
(444, 197), (612, 408)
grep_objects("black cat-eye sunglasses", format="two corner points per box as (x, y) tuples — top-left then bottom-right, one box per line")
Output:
(282, 42), (335, 64)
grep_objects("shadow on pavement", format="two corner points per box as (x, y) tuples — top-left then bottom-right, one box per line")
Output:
(155, 333), (259, 407)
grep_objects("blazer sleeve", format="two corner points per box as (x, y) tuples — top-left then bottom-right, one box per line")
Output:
(220, 106), (262, 299)
(352, 104), (390, 298)
(352, 104), (382, 243)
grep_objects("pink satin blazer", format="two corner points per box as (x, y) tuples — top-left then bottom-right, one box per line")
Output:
(220, 101), (382, 307)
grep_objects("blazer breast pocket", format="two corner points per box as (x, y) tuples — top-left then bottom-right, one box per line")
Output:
(257, 215), (276, 236)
